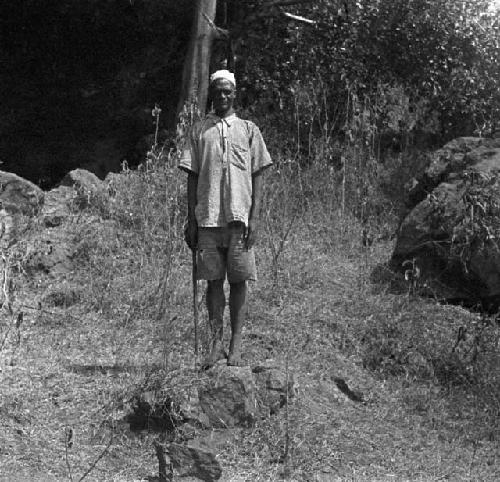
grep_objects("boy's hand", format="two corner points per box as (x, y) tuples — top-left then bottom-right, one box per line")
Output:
(245, 218), (259, 249)
(184, 220), (198, 250)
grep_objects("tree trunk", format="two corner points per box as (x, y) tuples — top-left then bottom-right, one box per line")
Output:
(177, 0), (218, 117)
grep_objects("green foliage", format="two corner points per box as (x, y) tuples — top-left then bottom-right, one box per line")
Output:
(236, 0), (500, 145)
(451, 171), (500, 270)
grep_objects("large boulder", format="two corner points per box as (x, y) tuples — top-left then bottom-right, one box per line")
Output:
(405, 137), (500, 209)
(0, 170), (44, 215)
(391, 136), (500, 306)
(60, 168), (107, 208)
(0, 171), (44, 248)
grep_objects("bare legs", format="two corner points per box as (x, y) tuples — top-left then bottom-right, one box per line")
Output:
(203, 279), (247, 368)
(228, 281), (246, 366)
(203, 280), (225, 368)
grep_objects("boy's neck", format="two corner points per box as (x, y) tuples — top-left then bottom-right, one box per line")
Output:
(214, 108), (235, 119)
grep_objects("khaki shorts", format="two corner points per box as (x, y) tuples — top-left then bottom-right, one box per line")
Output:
(197, 223), (257, 283)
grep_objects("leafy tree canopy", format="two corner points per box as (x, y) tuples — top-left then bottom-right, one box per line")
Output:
(234, 0), (500, 143)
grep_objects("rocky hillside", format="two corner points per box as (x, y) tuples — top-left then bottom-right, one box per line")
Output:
(0, 142), (499, 480)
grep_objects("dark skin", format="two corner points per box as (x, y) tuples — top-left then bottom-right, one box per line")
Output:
(185, 77), (266, 367)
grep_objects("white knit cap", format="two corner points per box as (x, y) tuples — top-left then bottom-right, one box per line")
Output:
(210, 69), (236, 87)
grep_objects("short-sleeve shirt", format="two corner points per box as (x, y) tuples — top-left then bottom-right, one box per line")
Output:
(178, 113), (272, 227)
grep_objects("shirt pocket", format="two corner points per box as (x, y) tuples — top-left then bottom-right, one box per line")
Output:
(230, 144), (249, 170)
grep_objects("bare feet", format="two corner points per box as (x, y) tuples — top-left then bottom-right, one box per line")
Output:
(227, 333), (243, 366)
(227, 352), (243, 366)
(201, 340), (227, 370)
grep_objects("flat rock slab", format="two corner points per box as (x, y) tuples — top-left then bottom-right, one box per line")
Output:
(168, 442), (222, 481)
(198, 366), (257, 428)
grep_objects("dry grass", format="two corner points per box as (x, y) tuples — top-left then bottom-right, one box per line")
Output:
(1, 154), (499, 481)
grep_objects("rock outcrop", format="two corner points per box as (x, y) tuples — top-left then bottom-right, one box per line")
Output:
(31, 169), (111, 276)
(41, 186), (74, 228)
(0, 171), (44, 248)
(0, 168), (112, 278)
(0, 171), (44, 215)
(253, 363), (296, 415)
(198, 366), (257, 428)
(167, 443), (222, 481)
(128, 364), (295, 433)
(60, 168), (107, 208)
(127, 363), (296, 480)
(391, 136), (500, 306)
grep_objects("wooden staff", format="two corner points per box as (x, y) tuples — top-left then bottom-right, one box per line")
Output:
(191, 249), (199, 360)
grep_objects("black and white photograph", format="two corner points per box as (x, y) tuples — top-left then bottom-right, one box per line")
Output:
(0, 1), (499, 480)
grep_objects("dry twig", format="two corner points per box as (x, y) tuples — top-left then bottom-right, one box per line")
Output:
(78, 434), (114, 482)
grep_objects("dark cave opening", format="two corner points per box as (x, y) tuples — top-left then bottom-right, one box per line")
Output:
(0, 0), (193, 188)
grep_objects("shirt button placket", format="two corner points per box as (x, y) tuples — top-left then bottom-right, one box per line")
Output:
(221, 121), (228, 171)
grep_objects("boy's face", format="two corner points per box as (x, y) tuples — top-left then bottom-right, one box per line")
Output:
(210, 79), (236, 116)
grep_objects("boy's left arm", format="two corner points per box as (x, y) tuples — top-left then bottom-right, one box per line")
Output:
(246, 171), (265, 249)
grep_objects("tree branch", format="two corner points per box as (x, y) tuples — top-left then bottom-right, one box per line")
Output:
(283, 12), (317, 24)
(202, 12), (229, 39)
(78, 435), (114, 482)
